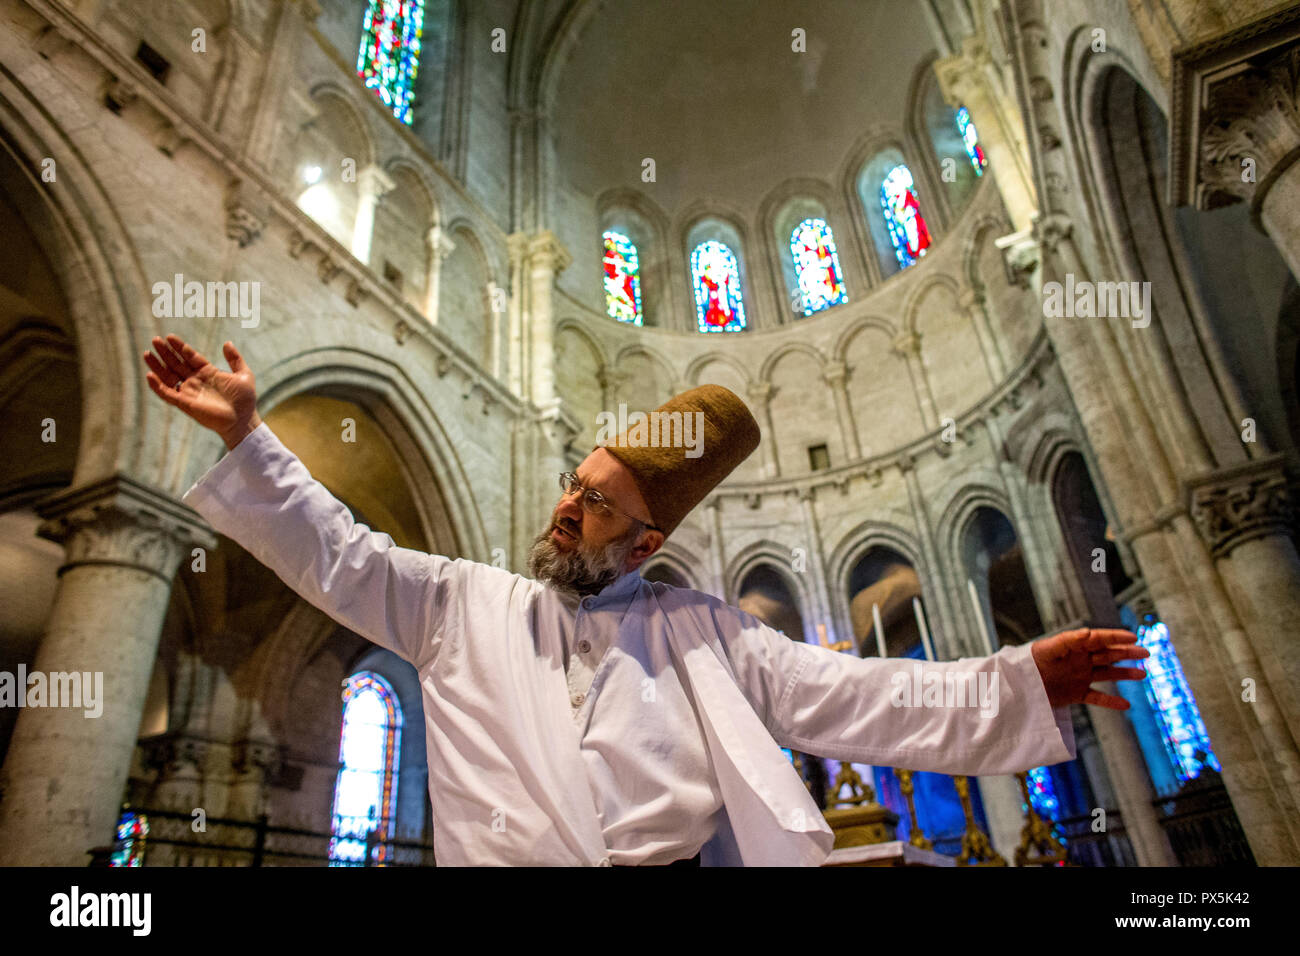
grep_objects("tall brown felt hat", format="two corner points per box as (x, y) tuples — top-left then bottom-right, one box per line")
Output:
(595, 384), (761, 538)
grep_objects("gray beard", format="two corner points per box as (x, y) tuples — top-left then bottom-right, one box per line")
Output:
(527, 522), (642, 597)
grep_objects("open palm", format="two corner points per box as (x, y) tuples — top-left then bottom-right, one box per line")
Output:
(1031, 627), (1150, 710)
(143, 334), (260, 444)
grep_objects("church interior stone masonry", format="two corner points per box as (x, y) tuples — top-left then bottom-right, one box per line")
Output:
(0, 0), (1298, 867)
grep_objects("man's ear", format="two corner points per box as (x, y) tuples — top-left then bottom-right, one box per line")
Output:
(631, 529), (664, 564)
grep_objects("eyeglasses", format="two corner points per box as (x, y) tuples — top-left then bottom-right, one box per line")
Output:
(558, 472), (658, 530)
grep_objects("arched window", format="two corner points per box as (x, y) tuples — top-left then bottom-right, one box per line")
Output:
(1135, 617), (1221, 784)
(691, 240), (746, 332)
(956, 106), (987, 176)
(602, 230), (643, 325)
(357, 0), (425, 125)
(790, 218), (847, 316)
(330, 672), (402, 865)
(880, 164), (931, 269)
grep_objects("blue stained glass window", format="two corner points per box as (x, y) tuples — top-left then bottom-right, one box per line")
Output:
(691, 240), (746, 332)
(791, 218), (848, 315)
(109, 809), (148, 867)
(956, 106), (987, 176)
(330, 672), (402, 866)
(880, 164), (931, 269)
(357, 0), (425, 125)
(1024, 766), (1061, 821)
(1136, 619), (1221, 784)
(602, 230), (643, 325)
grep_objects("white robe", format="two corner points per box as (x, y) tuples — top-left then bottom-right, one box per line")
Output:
(182, 423), (1076, 866)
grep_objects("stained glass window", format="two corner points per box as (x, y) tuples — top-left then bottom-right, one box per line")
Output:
(691, 240), (746, 332)
(791, 218), (848, 315)
(880, 164), (931, 269)
(109, 808), (148, 867)
(330, 672), (402, 866)
(1024, 766), (1061, 820)
(356, 0), (425, 126)
(1136, 618), (1221, 784)
(602, 231), (643, 325)
(956, 106), (987, 175)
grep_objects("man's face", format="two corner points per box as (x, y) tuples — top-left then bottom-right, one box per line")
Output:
(527, 448), (664, 596)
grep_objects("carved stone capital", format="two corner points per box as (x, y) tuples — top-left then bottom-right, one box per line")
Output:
(1171, 6), (1300, 211)
(1187, 457), (1294, 558)
(426, 225), (456, 262)
(746, 380), (773, 406)
(232, 738), (283, 777)
(890, 331), (922, 358)
(141, 732), (209, 775)
(35, 475), (215, 582)
(958, 286), (985, 311)
(933, 36), (992, 106)
(355, 164), (396, 201)
(525, 230), (573, 275)
(821, 360), (849, 388)
(1200, 48), (1300, 210)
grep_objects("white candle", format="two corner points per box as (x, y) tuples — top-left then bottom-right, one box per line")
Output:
(967, 577), (996, 655)
(872, 602), (887, 658)
(913, 597), (935, 661)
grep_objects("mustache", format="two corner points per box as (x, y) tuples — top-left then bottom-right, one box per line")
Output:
(552, 516), (580, 539)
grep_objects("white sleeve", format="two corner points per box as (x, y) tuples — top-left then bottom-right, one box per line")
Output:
(181, 422), (458, 671)
(717, 608), (1076, 775)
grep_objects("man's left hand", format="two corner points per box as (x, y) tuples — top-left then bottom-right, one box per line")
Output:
(1030, 628), (1149, 710)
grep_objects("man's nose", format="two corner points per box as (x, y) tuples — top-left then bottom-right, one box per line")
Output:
(556, 494), (583, 524)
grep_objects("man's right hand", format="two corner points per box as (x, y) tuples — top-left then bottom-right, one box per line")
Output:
(143, 334), (262, 450)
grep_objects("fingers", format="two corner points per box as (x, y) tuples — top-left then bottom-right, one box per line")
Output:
(222, 340), (247, 373)
(165, 333), (210, 370)
(146, 371), (186, 410)
(1092, 645), (1150, 665)
(151, 336), (190, 380)
(1093, 665), (1145, 682)
(1084, 689), (1130, 710)
(143, 350), (181, 388)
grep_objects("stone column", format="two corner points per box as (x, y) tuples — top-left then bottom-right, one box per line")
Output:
(1189, 457), (1300, 744)
(243, 0), (320, 167)
(796, 488), (837, 645)
(505, 232), (529, 397)
(351, 164), (395, 267)
(422, 224), (456, 323)
(704, 497), (727, 599)
(822, 361), (861, 461)
(959, 286), (1007, 383)
(933, 35), (1038, 233)
(522, 231), (573, 408)
(746, 381), (779, 479)
(0, 477), (213, 865)
(891, 332), (938, 430)
(897, 452), (963, 659)
(1023, 216), (1277, 862)
(983, 414), (1062, 631)
(976, 773), (1030, 863)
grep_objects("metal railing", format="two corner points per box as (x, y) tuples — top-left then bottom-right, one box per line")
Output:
(90, 807), (436, 867)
